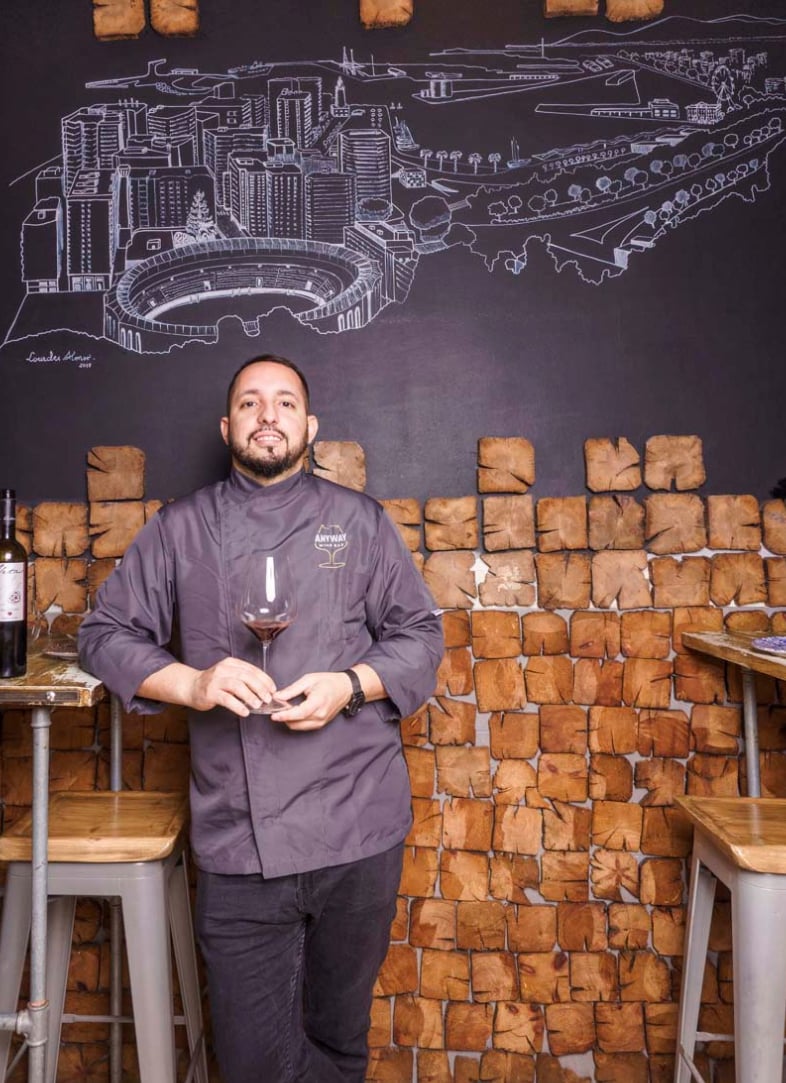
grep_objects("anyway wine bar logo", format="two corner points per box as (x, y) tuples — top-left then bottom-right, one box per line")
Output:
(314, 524), (348, 568)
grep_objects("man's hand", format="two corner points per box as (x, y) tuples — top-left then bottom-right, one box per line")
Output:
(272, 663), (386, 731)
(271, 671), (354, 731)
(137, 658), (278, 717)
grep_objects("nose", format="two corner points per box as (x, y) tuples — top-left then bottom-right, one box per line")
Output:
(257, 399), (278, 425)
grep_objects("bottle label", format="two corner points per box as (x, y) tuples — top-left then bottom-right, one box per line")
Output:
(0, 563), (25, 621)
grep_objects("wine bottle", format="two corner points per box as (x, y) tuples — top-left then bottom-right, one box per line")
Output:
(0, 488), (27, 678)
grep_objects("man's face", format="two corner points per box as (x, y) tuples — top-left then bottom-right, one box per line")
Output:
(221, 362), (318, 484)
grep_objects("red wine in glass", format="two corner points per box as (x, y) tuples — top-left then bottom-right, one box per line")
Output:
(239, 552), (297, 713)
(242, 618), (293, 645)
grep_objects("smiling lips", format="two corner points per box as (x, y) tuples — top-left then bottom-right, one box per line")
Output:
(252, 428), (285, 448)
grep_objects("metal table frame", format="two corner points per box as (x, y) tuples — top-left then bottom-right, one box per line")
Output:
(0, 649), (104, 1083)
(682, 629), (786, 798)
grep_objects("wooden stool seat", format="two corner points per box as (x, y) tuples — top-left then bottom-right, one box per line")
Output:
(677, 796), (786, 874)
(674, 796), (786, 1083)
(0, 791), (189, 863)
(0, 790), (206, 1083)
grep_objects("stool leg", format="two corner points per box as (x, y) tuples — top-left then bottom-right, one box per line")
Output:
(43, 895), (77, 1083)
(731, 873), (786, 1082)
(120, 865), (177, 1083)
(167, 856), (207, 1083)
(0, 873), (76, 1083)
(0, 865), (33, 1079)
(675, 856), (716, 1083)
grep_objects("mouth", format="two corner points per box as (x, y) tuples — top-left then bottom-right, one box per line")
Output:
(251, 429), (285, 448)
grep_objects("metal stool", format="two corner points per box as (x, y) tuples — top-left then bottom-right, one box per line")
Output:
(0, 791), (207, 1083)
(674, 796), (786, 1083)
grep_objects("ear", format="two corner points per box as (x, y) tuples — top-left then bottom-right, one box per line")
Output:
(307, 414), (319, 445)
(220, 416), (229, 446)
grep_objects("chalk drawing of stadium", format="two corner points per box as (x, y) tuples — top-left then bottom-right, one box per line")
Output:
(4, 13), (786, 352)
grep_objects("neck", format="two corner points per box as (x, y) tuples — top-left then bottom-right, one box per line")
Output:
(232, 459), (305, 486)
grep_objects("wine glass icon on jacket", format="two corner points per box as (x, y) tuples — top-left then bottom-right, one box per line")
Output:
(239, 552), (297, 713)
(314, 523), (347, 569)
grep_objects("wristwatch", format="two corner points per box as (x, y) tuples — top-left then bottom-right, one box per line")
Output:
(342, 668), (366, 717)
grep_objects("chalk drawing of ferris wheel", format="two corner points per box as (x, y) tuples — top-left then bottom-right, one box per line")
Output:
(711, 63), (735, 106)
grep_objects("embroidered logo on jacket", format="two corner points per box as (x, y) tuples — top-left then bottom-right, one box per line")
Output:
(314, 523), (348, 568)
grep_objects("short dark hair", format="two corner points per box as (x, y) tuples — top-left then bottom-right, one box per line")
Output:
(225, 354), (311, 414)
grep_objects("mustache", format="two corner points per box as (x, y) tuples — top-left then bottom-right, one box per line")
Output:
(250, 426), (286, 440)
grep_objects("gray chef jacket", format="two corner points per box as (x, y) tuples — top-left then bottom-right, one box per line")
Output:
(78, 468), (444, 878)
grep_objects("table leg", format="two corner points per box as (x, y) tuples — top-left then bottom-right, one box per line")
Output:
(741, 670), (761, 797)
(109, 694), (123, 1083)
(27, 704), (52, 1083)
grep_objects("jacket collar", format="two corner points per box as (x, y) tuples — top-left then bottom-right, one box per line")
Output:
(225, 467), (307, 509)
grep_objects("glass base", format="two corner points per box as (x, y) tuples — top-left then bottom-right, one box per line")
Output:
(248, 695), (292, 715)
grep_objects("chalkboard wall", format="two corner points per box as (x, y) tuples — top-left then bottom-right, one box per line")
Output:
(1, 0), (784, 507)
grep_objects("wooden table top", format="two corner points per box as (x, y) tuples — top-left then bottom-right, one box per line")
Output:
(676, 796), (786, 874)
(0, 643), (104, 709)
(682, 630), (786, 683)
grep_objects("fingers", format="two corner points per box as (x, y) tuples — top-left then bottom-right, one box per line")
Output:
(271, 672), (350, 730)
(194, 665), (352, 726)
(191, 657), (277, 716)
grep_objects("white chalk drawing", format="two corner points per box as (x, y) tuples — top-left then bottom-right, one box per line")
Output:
(4, 14), (786, 351)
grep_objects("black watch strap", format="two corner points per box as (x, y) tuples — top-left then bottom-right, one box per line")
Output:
(342, 668), (366, 717)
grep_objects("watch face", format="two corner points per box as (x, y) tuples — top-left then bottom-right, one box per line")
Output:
(347, 694), (363, 715)
(343, 670), (364, 715)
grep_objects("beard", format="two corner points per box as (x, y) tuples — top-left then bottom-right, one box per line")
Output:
(229, 426), (308, 480)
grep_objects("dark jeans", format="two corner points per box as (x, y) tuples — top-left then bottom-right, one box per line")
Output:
(195, 842), (404, 1083)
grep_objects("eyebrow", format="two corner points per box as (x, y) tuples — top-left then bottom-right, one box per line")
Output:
(235, 386), (303, 401)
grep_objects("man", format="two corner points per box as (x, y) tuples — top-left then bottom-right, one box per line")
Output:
(78, 355), (444, 1083)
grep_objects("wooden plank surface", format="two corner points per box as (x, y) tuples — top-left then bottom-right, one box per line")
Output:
(682, 630), (786, 684)
(0, 643), (104, 708)
(675, 796), (786, 874)
(0, 791), (188, 862)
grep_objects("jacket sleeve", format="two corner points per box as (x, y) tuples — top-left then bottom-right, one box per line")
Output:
(356, 509), (444, 719)
(77, 514), (179, 713)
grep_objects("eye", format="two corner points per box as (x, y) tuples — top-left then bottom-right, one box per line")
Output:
(239, 398), (256, 409)
(280, 398), (296, 409)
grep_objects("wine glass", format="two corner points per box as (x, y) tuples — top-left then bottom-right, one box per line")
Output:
(239, 551), (297, 713)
